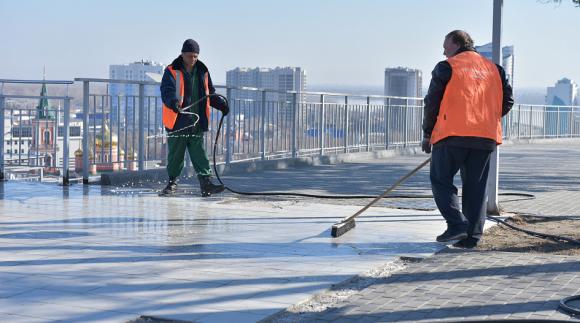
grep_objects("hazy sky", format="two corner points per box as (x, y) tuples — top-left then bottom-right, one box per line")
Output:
(1, 0), (579, 88)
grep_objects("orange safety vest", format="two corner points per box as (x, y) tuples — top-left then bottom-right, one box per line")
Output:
(162, 65), (211, 130)
(430, 51), (504, 145)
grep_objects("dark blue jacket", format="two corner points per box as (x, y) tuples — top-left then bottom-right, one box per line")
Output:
(160, 56), (226, 132)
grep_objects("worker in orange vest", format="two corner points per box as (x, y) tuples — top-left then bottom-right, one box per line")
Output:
(160, 39), (229, 197)
(422, 30), (513, 248)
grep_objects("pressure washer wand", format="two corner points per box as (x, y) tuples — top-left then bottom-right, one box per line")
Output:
(331, 157), (432, 238)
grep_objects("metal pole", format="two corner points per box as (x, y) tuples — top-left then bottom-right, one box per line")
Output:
(543, 106), (546, 138)
(517, 105), (521, 139)
(403, 98), (408, 147)
(138, 84), (145, 171)
(319, 94), (325, 156)
(386, 97), (390, 149)
(54, 106), (59, 168)
(0, 95), (4, 181)
(529, 105), (533, 139)
(82, 81), (90, 184)
(344, 96), (349, 153)
(569, 108), (573, 138)
(557, 106), (561, 138)
(487, 0), (503, 215)
(260, 90), (266, 160)
(226, 87), (233, 164)
(292, 92), (298, 158)
(366, 96), (371, 152)
(62, 98), (70, 185)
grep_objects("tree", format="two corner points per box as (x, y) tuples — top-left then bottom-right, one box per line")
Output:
(548, 0), (580, 7)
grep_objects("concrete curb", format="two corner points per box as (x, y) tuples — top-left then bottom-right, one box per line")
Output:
(100, 146), (422, 186)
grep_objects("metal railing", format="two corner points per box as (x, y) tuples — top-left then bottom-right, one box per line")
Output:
(503, 104), (580, 140)
(2, 77), (580, 185)
(0, 79), (74, 184)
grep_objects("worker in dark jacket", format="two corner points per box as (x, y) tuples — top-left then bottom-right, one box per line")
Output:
(160, 39), (229, 197)
(422, 30), (514, 248)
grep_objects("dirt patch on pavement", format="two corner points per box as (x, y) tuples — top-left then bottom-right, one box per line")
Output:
(477, 215), (580, 255)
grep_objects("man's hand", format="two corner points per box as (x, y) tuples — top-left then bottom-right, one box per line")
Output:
(421, 135), (432, 154)
(220, 104), (229, 116)
(170, 99), (181, 113)
(211, 95), (229, 116)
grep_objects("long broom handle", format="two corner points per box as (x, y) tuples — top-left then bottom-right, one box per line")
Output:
(339, 157), (432, 224)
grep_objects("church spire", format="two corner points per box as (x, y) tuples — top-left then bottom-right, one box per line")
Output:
(37, 67), (54, 120)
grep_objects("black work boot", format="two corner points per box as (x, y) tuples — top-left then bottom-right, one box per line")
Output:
(198, 176), (225, 197)
(160, 178), (178, 196)
(436, 228), (468, 242)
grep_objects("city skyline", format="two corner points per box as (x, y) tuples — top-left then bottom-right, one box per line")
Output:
(1, 0), (579, 89)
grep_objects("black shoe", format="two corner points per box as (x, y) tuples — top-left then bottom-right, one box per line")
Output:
(452, 237), (479, 249)
(198, 177), (225, 197)
(436, 229), (468, 242)
(160, 179), (177, 196)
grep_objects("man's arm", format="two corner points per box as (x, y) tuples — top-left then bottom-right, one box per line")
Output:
(495, 64), (514, 117)
(207, 71), (229, 114)
(160, 68), (179, 112)
(422, 61), (452, 137)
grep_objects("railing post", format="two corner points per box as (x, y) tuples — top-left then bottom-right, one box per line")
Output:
(138, 83), (145, 171)
(569, 108), (573, 138)
(403, 98), (408, 147)
(0, 94), (4, 181)
(260, 90), (266, 160)
(543, 106), (546, 138)
(366, 96), (371, 152)
(528, 105), (533, 139)
(225, 87), (233, 164)
(385, 97), (390, 149)
(556, 106), (560, 138)
(319, 94), (325, 156)
(517, 105), (521, 140)
(62, 97), (70, 185)
(82, 81), (90, 184)
(54, 106), (59, 168)
(292, 92), (298, 158)
(344, 96), (349, 153)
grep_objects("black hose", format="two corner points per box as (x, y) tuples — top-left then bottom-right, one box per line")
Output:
(560, 295), (580, 316)
(485, 215), (580, 246)
(210, 105), (534, 200)
(208, 94), (579, 246)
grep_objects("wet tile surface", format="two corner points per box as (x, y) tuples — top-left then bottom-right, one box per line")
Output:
(0, 181), (447, 322)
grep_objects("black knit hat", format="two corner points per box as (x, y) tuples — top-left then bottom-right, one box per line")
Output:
(181, 39), (200, 53)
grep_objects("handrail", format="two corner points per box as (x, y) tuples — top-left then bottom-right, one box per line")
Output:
(0, 79), (74, 85)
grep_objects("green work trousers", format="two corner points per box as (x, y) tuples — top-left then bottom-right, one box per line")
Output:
(166, 131), (211, 179)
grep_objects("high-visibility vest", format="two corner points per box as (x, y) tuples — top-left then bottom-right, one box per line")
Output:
(162, 65), (211, 130)
(162, 65), (183, 130)
(430, 51), (504, 145)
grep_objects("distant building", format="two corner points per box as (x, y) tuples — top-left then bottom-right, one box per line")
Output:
(226, 67), (306, 120)
(226, 66), (306, 102)
(384, 67), (422, 99)
(545, 78), (578, 136)
(546, 78), (578, 106)
(109, 60), (165, 127)
(474, 43), (514, 88)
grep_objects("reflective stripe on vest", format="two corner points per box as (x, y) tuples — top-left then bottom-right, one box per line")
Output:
(162, 65), (184, 129)
(430, 51), (504, 145)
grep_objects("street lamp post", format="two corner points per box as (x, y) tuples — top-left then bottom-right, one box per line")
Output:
(487, 0), (503, 215)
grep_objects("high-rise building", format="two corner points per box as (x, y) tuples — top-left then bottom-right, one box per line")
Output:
(545, 78), (578, 136)
(109, 60), (165, 127)
(384, 67), (422, 99)
(474, 43), (515, 88)
(546, 78), (578, 106)
(226, 67), (306, 102)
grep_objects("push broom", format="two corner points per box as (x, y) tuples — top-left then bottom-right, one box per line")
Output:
(331, 157), (432, 238)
